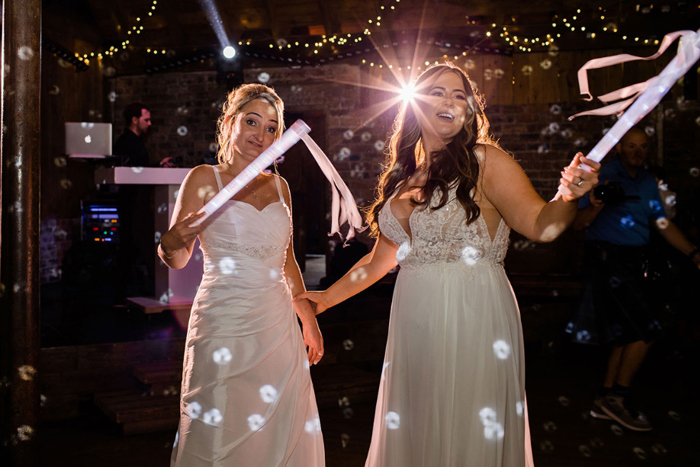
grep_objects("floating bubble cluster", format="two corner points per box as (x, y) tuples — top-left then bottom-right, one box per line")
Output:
(213, 347), (232, 364)
(248, 413), (265, 431)
(610, 424), (624, 436)
(575, 330), (591, 343)
(343, 130), (354, 140)
(188, 401), (202, 419)
(304, 416), (321, 434)
(620, 216), (635, 229)
(177, 126), (188, 136)
(651, 443), (667, 455)
(539, 440), (554, 452)
(396, 242), (411, 262)
(479, 407), (504, 440)
(540, 59), (552, 70)
(219, 257), (236, 275)
(492, 340), (511, 359)
(343, 339), (354, 351)
(18, 365), (36, 381)
(461, 246), (481, 266)
(259, 384), (278, 403)
(203, 408), (223, 426)
(385, 411), (400, 430)
(18, 46), (34, 61)
(543, 421), (557, 432)
(633, 447), (647, 460)
(381, 361), (390, 381)
(590, 437), (604, 448)
(361, 131), (372, 142)
(337, 147), (351, 161)
(258, 73), (270, 83)
(579, 445), (592, 457)
(521, 65), (533, 76)
(16, 425), (34, 442)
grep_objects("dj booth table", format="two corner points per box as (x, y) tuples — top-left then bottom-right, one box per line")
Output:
(95, 167), (202, 314)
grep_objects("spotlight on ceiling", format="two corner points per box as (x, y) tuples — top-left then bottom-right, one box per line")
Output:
(222, 46), (236, 59)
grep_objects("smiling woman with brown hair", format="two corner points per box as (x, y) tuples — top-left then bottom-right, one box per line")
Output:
(297, 63), (600, 466)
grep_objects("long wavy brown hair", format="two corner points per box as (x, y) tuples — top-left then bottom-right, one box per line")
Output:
(366, 63), (499, 237)
(216, 83), (285, 164)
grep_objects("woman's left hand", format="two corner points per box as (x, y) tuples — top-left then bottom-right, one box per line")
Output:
(302, 319), (324, 365)
(559, 153), (601, 202)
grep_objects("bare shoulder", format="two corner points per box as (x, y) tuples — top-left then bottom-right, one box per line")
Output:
(476, 143), (516, 168)
(184, 164), (217, 186)
(269, 173), (292, 203)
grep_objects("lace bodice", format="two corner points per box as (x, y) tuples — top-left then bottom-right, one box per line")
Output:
(378, 186), (510, 271)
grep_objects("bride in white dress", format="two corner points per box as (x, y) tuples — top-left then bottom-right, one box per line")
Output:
(158, 84), (325, 466)
(296, 64), (599, 466)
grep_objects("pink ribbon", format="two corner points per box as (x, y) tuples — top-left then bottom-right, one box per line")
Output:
(571, 30), (694, 119)
(300, 132), (365, 242)
(569, 29), (700, 164)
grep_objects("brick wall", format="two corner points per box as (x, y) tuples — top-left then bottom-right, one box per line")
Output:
(40, 217), (80, 284)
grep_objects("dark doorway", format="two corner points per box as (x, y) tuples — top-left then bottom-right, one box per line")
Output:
(278, 112), (329, 272)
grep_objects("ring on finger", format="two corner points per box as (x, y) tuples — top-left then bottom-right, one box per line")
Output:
(576, 179), (584, 187)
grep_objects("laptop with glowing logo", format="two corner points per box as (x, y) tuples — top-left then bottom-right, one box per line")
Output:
(65, 122), (112, 158)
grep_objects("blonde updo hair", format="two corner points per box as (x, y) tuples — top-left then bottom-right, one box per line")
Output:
(216, 83), (285, 164)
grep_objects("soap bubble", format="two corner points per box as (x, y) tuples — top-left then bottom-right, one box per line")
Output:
(385, 411), (400, 429)
(213, 347), (232, 364)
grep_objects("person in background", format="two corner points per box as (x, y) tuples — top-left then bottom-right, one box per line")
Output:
(572, 126), (700, 432)
(114, 102), (152, 167)
(114, 102), (178, 167)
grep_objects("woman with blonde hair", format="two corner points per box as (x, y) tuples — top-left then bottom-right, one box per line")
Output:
(160, 83), (325, 466)
(296, 64), (600, 466)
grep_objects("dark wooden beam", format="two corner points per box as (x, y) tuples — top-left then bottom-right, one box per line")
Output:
(318, 0), (342, 37)
(1, 0), (42, 464)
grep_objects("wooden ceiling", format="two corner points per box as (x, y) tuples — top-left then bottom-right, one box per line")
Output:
(42, 0), (699, 74)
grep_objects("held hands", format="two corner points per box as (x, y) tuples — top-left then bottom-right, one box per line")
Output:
(294, 291), (331, 316)
(160, 211), (206, 257)
(558, 153), (601, 203)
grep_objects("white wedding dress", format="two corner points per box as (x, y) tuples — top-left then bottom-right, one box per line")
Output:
(366, 185), (534, 466)
(171, 167), (325, 466)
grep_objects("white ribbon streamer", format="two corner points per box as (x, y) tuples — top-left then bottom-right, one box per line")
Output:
(569, 29), (700, 164)
(190, 119), (365, 241)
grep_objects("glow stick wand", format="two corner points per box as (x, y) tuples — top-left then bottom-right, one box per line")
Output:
(570, 29), (700, 167)
(190, 120), (310, 226)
